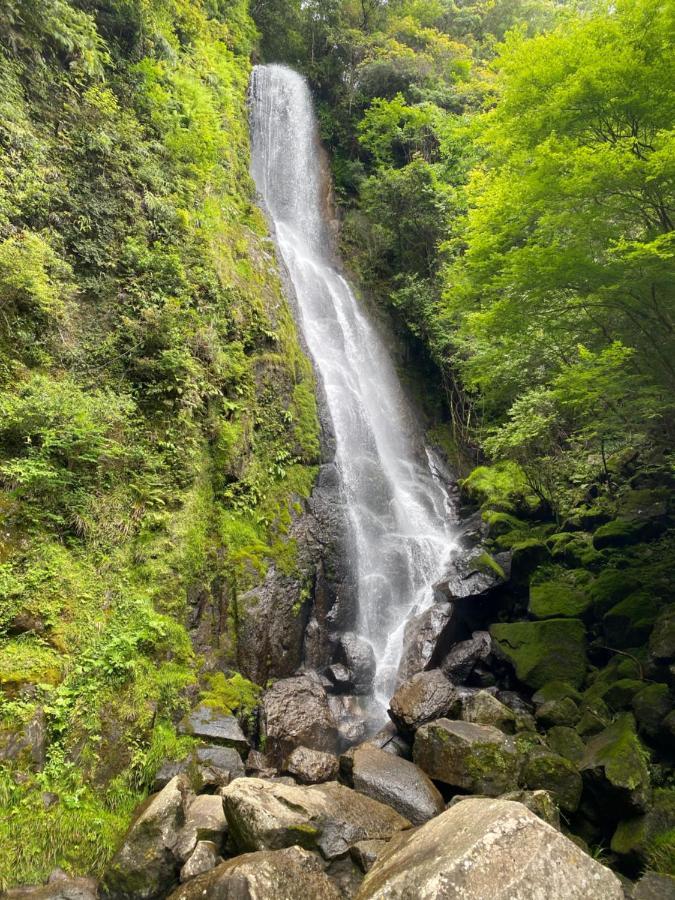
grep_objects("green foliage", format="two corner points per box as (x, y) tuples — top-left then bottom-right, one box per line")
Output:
(201, 671), (261, 718)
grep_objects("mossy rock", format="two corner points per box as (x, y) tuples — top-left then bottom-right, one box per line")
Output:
(589, 568), (642, 617)
(482, 509), (527, 539)
(649, 605), (675, 664)
(460, 462), (539, 515)
(529, 569), (594, 620)
(611, 788), (675, 875)
(535, 696), (580, 728)
(632, 683), (673, 740)
(490, 619), (588, 690)
(601, 679), (647, 711)
(546, 726), (585, 764)
(562, 506), (612, 532)
(576, 696), (612, 738)
(580, 713), (651, 813)
(593, 491), (670, 550)
(522, 749), (583, 813)
(532, 681), (583, 705)
(603, 592), (663, 648)
(546, 532), (602, 567)
(510, 539), (551, 580)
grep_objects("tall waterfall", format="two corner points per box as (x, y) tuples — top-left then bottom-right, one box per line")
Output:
(249, 65), (456, 713)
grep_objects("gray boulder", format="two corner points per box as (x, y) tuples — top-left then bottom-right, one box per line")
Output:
(263, 676), (339, 760)
(413, 719), (520, 796)
(4, 873), (98, 900)
(284, 746), (339, 784)
(460, 689), (517, 733)
(173, 794), (228, 863)
(221, 777), (409, 860)
(357, 798), (623, 899)
(348, 745), (444, 825)
(178, 706), (248, 754)
(168, 846), (342, 900)
(397, 602), (457, 681)
(350, 840), (388, 874)
(101, 775), (191, 899)
(388, 670), (457, 733)
(337, 633), (377, 695)
(195, 745), (245, 786)
(440, 631), (492, 683)
(179, 841), (222, 883)
(632, 872), (675, 900)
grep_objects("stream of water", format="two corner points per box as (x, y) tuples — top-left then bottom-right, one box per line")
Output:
(249, 64), (456, 715)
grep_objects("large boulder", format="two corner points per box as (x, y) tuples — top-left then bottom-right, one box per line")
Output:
(397, 602), (458, 681)
(179, 841), (222, 883)
(348, 745), (444, 826)
(580, 713), (651, 815)
(439, 631), (492, 684)
(168, 846), (342, 900)
(388, 670), (457, 733)
(435, 549), (512, 601)
(178, 706), (248, 755)
(221, 777), (409, 860)
(522, 748), (583, 813)
(263, 676), (339, 760)
(336, 633), (377, 695)
(101, 775), (191, 899)
(356, 798), (624, 899)
(631, 872), (675, 900)
(413, 719), (521, 796)
(460, 689), (517, 733)
(490, 618), (587, 690)
(172, 794), (227, 863)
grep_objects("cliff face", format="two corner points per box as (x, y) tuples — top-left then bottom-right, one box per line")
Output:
(0, 0), (321, 886)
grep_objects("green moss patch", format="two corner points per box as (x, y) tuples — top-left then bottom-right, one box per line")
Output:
(490, 618), (588, 690)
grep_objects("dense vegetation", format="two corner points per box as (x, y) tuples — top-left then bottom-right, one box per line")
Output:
(0, 0), (319, 887)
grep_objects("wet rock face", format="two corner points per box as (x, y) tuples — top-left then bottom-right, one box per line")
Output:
(346, 745), (444, 826)
(357, 798), (624, 899)
(167, 846), (343, 900)
(336, 633), (377, 695)
(263, 675), (339, 761)
(388, 670), (457, 733)
(221, 777), (410, 860)
(397, 602), (458, 682)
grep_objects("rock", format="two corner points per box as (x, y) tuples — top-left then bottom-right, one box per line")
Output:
(435, 549), (512, 600)
(632, 872), (675, 900)
(649, 607), (675, 664)
(101, 775), (191, 899)
(179, 841), (222, 882)
(388, 670), (457, 733)
(600, 678), (646, 710)
(3, 877), (99, 899)
(546, 726), (586, 763)
(536, 695), (581, 727)
(460, 689), (517, 733)
(490, 618), (588, 690)
(195, 744), (246, 786)
(178, 705), (248, 754)
(499, 789), (560, 828)
(173, 794), (227, 863)
(348, 745), (444, 826)
(397, 601), (458, 681)
(284, 746), (339, 784)
(221, 777), (409, 860)
(532, 681), (582, 705)
(350, 840), (387, 874)
(326, 663), (352, 691)
(246, 749), (278, 778)
(580, 713), (651, 815)
(357, 798), (624, 899)
(367, 721), (411, 758)
(632, 683), (673, 740)
(439, 631), (492, 684)
(168, 846), (342, 900)
(336, 632), (377, 695)
(611, 788), (675, 872)
(263, 675), (339, 761)
(593, 490), (670, 549)
(522, 748), (583, 813)
(0, 708), (47, 771)
(603, 592), (663, 648)
(413, 719), (520, 796)
(153, 759), (192, 793)
(529, 570), (594, 619)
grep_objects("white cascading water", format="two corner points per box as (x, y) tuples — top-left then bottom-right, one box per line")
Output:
(250, 64), (456, 715)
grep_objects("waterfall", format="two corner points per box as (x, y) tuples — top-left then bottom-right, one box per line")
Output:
(249, 64), (456, 714)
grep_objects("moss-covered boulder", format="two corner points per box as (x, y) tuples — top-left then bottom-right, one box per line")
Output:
(580, 713), (651, 814)
(603, 592), (663, 648)
(546, 726), (586, 764)
(546, 531), (601, 567)
(490, 619), (587, 690)
(532, 681), (582, 705)
(589, 568), (642, 617)
(535, 696), (580, 728)
(649, 606), (675, 665)
(522, 749), (583, 813)
(611, 788), (675, 875)
(413, 719), (522, 796)
(601, 678), (647, 711)
(593, 489), (671, 549)
(529, 569), (594, 620)
(632, 683), (673, 741)
(576, 696), (612, 738)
